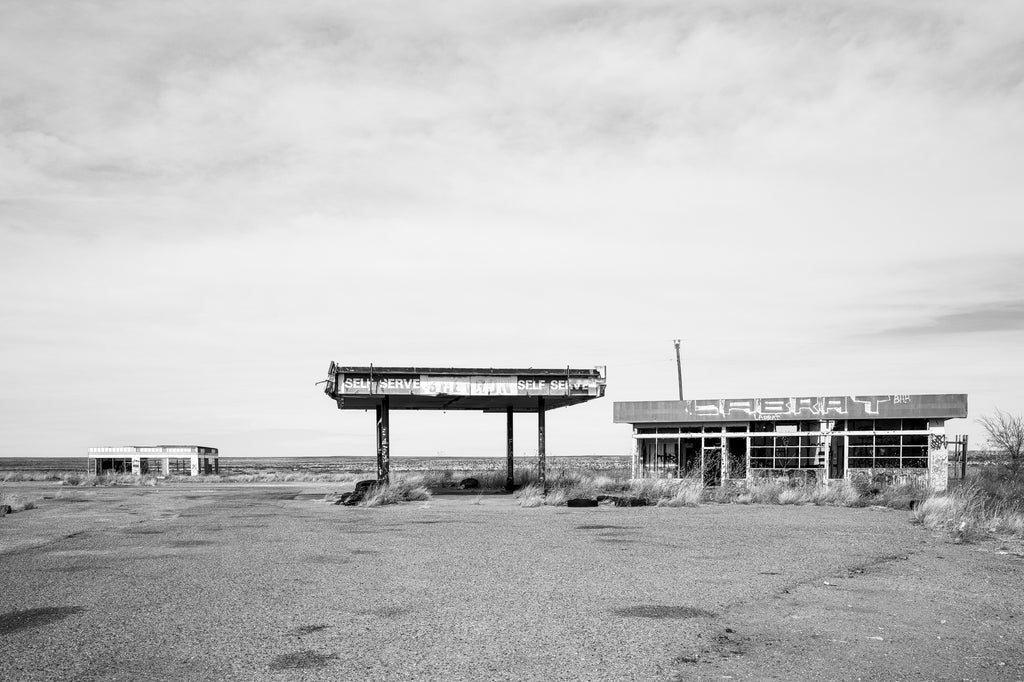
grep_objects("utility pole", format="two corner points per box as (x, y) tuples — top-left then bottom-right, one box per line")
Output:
(673, 339), (683, 401)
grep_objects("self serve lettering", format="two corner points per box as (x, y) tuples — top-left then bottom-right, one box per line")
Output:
(340, 376), (595, 394)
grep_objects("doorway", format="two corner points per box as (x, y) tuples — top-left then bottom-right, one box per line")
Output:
(727, 438), (747, 480)
(829, 436), (845, 479)
(703, 448), (722, 486)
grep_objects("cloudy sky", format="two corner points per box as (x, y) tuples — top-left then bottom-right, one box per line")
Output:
(2, 0), (1022, 458)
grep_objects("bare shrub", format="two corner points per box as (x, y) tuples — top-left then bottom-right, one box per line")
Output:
(978, 408), (1024, 468)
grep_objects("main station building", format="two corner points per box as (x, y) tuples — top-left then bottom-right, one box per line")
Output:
(614, 393), (967, 491)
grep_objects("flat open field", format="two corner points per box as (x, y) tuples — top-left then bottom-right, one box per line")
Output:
(1, 483), (1022, 681)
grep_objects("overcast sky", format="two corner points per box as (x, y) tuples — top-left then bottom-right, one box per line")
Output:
(2, 0), (1022, 458)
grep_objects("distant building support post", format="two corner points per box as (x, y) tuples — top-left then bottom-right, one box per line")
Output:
(506, 406), (514, 491)
(161, 458), (170, 476)
(630, 429), (639, 479)
(537, 396), (546, 491)
(928, 418), (948, 493)
(190, 455), (199, 476)
(960, 435), (968, 479)
(377, 397), (391, 484)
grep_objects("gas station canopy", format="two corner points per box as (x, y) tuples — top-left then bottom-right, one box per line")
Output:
(323, 363), (607, 412)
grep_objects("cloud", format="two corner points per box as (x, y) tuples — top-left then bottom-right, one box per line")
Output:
(3, 0), (1022, 223)
(875, 301), (1024, 337)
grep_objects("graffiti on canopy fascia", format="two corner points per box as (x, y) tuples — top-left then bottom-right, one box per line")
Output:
(690, 395), (907, 418)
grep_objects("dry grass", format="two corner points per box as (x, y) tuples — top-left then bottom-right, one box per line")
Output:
(513, 483), (570, 507)
(0, 492), (40, 512)
(744, 480), (785, 504)
(407, 466), (629, 493)
(514, 483), (546, 507)
(655, 479), (704, 507)
(360, 479), (432, 507)
(729, 480), (868, 508)
(1, 471), (68, 482)
(914, 472), (1024, 543)
(206, 472), (359, 484)
(777, 488), (805, 505)
(513, 475), (706, 507)
(60, 473), (161, 487)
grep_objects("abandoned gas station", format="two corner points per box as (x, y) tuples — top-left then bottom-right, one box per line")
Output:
(87, 445), (219, 476)
(614, 394), (968, 491)
(322, 363), (607, 487)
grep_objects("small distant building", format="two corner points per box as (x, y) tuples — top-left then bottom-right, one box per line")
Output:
(614, 394), (967, 491)
(87, 446), (219, 476)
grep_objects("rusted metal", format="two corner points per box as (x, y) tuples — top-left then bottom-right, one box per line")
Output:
(506, 406), (514, 491)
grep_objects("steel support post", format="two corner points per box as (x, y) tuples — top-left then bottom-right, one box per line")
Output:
(537, 396), (546, 491)
(377, 397), (390, 483)
(375, 404), (383, 481)
(506, 406), (515, 491)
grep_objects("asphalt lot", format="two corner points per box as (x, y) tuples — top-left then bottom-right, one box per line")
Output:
(1, 482), (1022, 681)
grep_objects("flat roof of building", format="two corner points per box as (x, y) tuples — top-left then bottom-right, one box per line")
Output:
(324, 363), (606, 412)
(88, 446), (219, 455)
(614, 393), (968, 424)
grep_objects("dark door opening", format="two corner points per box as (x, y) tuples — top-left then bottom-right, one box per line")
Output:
(703, 448), (722, 486)
(727, 438), (747, 479)
(829, 436), (845, 479)
(682, 440), (700, 475)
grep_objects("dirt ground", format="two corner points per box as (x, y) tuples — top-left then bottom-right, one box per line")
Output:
(1, 481), (1022, 681)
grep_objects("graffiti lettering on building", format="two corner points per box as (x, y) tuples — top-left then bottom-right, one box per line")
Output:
(688, 395), (902, 419)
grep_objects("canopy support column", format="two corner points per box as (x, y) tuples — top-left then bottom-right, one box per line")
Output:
(506, 406), (515, 491)
(376, 397), (390, 484)
(537, 396), (546, 491)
